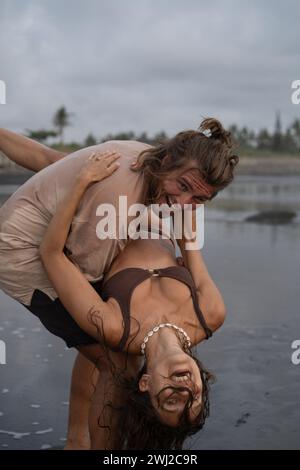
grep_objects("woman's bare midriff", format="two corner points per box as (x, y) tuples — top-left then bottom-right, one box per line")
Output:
(103, 238), (177, 282)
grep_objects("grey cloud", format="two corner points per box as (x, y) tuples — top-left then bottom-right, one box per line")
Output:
(0, 0), (299, 141)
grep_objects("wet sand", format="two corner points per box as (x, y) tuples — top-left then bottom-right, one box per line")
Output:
(190, 220), (300, 450)
(0, 298), (74, 450)
(0, 170), (300, 450)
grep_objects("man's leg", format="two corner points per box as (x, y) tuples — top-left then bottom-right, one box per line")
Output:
(78, 344), (122, 450)
(86, 349), (144, 450)
(88, 366), (122, 450)
(64, 343), (113, 450)
(64, 351), (98, 450)
(65, 344), (143, 450)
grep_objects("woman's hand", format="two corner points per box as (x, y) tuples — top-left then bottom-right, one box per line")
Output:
(77, 150), (121, 187)
(39, 150), (121, 261)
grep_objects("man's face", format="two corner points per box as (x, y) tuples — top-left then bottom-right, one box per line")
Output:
(157, 165), (216, 210)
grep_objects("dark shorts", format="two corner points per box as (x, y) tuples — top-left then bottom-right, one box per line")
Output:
(22, 284), (101, 348)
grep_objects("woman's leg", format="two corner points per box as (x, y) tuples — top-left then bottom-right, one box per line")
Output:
(0, 128), (66, 171)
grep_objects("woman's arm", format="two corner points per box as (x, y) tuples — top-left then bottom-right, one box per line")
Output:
(186, 248), (226, 332)
(176, 209), (226, 332)
(39, 150), (121, 342)
(0, 128), (66, 172)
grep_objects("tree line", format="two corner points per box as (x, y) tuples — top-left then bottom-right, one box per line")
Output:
(26, 107), (300, 154)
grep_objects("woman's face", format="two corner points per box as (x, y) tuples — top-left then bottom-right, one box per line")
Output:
(139, 351), (203, 427)
(156, 164), (216, 209)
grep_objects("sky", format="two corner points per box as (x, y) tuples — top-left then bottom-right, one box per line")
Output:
(0, 0), (300, 142)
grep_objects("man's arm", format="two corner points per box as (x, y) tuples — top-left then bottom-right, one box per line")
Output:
(0, 128), (67, 172)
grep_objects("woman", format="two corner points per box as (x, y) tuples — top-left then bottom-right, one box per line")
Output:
(0, 118), (238, 448)
(36, 149), (226, 449)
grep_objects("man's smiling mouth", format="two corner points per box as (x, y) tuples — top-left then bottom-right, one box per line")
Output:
(166, 194), (177, 207)
(166, 194), (172, 206)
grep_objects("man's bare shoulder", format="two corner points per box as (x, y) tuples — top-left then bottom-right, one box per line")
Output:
(99, 140), (153, 152)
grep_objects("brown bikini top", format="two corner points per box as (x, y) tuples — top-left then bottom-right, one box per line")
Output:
(95, 265), (213, 352)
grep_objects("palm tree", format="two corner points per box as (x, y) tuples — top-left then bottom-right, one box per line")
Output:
(272, 111), (283, 151)
(53, 106), (73, 145)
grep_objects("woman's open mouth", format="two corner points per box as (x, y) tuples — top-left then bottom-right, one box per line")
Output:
(170, 370), (191, 383)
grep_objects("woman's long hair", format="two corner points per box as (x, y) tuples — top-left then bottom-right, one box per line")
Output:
(115, 353), (214, 450)
(88, 307), (215, 450)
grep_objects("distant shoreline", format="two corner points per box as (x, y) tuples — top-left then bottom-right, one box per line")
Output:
(236, 156), (300, 176)
(1, 156), (300, 183)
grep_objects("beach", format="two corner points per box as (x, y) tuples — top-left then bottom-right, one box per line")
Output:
(0, 164), (299, 449)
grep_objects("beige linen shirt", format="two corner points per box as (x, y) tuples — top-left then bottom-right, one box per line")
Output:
(0, 140), (153, 305)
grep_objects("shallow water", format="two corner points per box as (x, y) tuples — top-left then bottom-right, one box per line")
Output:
(207, 174), (300, 223)
(0, 173), (299, 449)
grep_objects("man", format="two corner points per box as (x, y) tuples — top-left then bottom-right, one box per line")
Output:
(0, 120), (237, 448)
